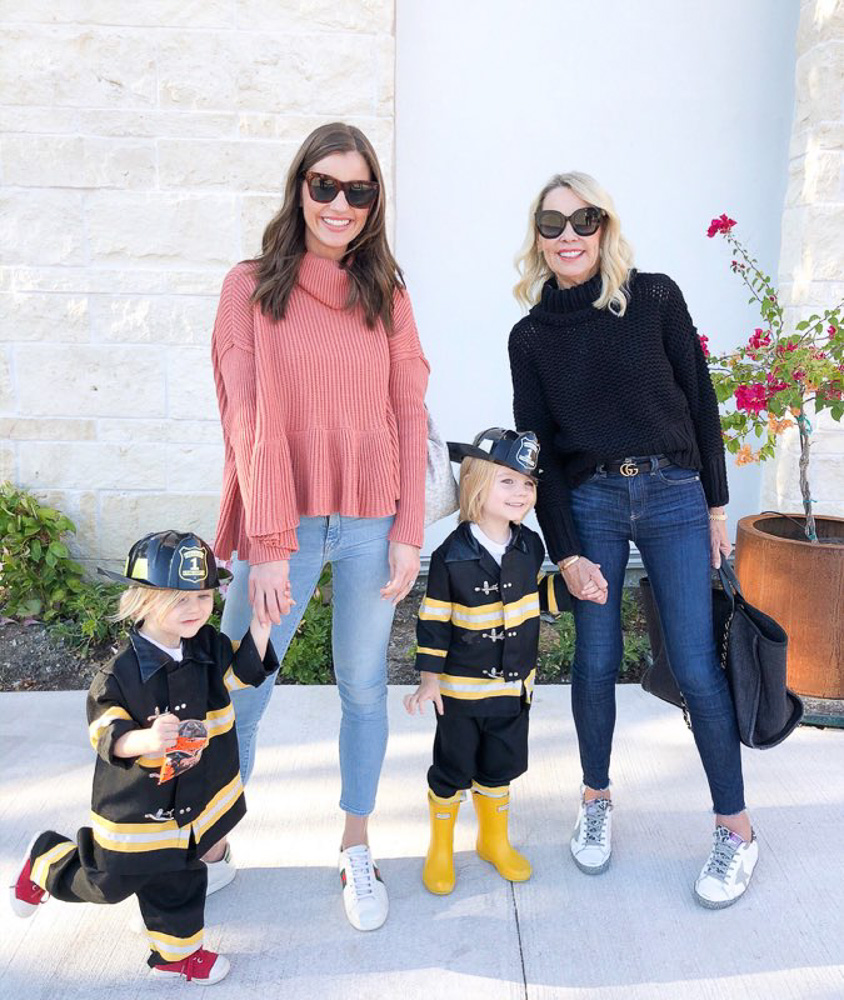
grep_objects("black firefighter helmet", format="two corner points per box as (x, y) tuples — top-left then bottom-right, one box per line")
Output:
(98, 531), (231, 590)
(447, 427), (540, 479)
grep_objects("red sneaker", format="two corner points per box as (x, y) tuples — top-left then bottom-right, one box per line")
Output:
(151, 948), (230, 985)
(9, 837), (48, 918)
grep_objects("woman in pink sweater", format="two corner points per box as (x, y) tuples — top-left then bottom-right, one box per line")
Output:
(211, 123), (429, 932)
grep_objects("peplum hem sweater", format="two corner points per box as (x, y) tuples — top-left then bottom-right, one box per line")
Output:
(212, 253), (430, 564)
(508, 271), (728, 563)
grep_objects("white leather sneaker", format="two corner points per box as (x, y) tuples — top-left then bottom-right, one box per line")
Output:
(694, 826), (759, 908)
(204, 842), (236, 895)
(570, 795), (613, 874)
(338, 844), (388, 931)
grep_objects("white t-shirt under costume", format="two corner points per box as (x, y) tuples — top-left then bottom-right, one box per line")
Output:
(470, 523), (511, 566)
(140, 633), (184, 662)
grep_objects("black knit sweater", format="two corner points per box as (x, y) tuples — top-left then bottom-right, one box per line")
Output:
(508, 270), (728, 563)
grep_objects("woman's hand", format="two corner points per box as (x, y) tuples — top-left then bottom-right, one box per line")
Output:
(381, 541), (420, 606)
(249, 560), (294, 626)
(709, 508), (732, 568)
(403, 672), (444, 716)
(560, 556), (609, 604)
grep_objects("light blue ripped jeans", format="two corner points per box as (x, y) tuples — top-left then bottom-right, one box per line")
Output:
(221, 515), (396, 816)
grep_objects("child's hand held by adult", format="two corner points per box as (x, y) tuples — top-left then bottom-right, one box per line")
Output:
(249, 560), (293, 625)
(560, 556), (609, 605)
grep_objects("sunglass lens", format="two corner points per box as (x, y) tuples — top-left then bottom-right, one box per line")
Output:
(307, 174), (338, 203)
(345, 182), (378, 208)
(571, 208), (603, 235)
(536, 210), (564, 239)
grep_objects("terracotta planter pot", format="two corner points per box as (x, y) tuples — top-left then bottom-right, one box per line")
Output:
(734, 513), (844, 699)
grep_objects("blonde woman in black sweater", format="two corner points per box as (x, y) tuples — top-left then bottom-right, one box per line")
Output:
(508, 171), (757, 908)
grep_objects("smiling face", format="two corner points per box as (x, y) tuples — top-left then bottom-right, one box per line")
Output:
(301, 150), (374, 260)
(142, 590), (215, 647)
(538, 185), (603, 289)
(481, 467), (537, 528)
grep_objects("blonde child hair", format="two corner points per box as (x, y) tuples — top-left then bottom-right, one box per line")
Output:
(114, 586), (187, 625)
(458, 457), (536, 524)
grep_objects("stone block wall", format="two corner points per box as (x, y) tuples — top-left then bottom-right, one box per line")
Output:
(763, 0), (844, 519)
(0, 0), (395, 572)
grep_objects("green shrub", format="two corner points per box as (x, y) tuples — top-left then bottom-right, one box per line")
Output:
(538, 588), (650, 683)
(0, 483), (87, 620)
(278, 564), (334, 684)
(51, 580), (127, 655)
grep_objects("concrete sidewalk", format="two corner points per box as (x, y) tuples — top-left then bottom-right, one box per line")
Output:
(1, 686), (842, 1000)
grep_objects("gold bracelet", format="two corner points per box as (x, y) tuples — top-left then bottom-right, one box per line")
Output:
(561, 555), (581, 570)
(709, 512), (728, 521)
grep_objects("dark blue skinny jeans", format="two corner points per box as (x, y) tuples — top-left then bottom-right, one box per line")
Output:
(569, 459), (745, 816)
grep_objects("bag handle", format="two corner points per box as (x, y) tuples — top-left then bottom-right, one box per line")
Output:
(717, 560), (742, 599)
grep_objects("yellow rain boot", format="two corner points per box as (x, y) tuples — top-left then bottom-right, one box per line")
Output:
(472, 783), (531, 882)
(423, 790), (462, 895)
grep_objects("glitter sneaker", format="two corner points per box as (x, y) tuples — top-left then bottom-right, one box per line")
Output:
(570, 794), (612, 874)
(694, 825), (759, 909)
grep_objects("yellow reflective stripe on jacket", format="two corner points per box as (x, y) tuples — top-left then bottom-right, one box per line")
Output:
(205, 703), (234, 738)
(223, 664), (250, 692)
(88, 706), (133, 750)
(90, 775), (243, 854)
(31, 840), (75, 888)
(439, 672), (523, 699)
(439, 669), (537, 701)
(541, 573), (559, 614)
(192, 773), (242, 840)
(449, 600), (504, 630)
(502, 594), (540, 628)
(90, 813), (190, 853)
(417, 646), (447, 658)
(419, 597), (452, 621)
(147, 927), (204, 962)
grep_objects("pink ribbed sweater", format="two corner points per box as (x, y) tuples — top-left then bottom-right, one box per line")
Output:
(212, 253), (430, 565)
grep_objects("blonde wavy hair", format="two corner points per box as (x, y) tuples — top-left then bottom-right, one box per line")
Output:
(458, 458), (536, 525)
(513, 171), (635, 316)
(114, 586), (189, 625)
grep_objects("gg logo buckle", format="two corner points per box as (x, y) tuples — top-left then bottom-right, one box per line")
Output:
(619, 461), (639, 477)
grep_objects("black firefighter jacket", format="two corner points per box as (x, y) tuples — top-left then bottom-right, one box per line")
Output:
(86, 624), (277, 875)
(415, 521), (571, 716)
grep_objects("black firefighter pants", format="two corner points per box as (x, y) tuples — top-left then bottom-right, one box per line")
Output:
(29, 829), (207, 968)
(427, 699), (530, 798)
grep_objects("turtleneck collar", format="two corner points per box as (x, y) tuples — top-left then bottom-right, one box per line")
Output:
(534, 272), (602, 316)
(296, 251), (351, 310)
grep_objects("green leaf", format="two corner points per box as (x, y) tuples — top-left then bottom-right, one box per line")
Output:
(29, 538), (42, 561)
(48, 541), (68, 558)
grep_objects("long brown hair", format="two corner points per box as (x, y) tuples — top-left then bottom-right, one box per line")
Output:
(253, 122), (404, 330)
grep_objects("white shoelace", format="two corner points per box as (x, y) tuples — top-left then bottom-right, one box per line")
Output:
(345, 848), (375, 900)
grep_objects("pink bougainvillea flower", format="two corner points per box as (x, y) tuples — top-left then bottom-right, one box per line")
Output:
(707, 213), (737, 238)
(748, 328), (771, 351)
(734, 383), (767, 414)
(828, 325), (837, 339)
(698, 333), (710, 357)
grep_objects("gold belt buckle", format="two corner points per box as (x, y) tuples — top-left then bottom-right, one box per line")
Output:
(619, 460), (639, 477)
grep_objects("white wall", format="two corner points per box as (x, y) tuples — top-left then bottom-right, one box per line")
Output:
(395, 0), (800, 555)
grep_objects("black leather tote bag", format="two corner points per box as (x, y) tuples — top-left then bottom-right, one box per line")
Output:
(639, 563), (803, 749)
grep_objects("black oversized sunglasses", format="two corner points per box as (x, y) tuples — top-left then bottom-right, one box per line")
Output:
(302, 171), (379, 209)
(535, 207), (605, 238)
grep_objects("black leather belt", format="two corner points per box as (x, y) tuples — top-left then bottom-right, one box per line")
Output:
(597, 455), (672, 477)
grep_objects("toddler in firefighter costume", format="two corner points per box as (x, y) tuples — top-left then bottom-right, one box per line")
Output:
(9, 531), (279, 985)
(404, 429), (571, 893)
